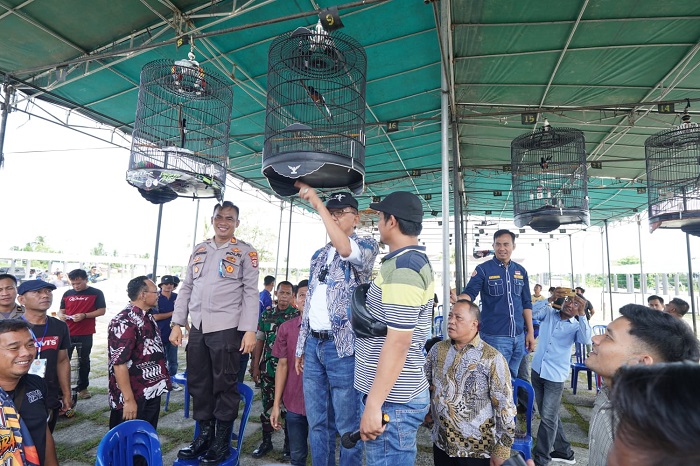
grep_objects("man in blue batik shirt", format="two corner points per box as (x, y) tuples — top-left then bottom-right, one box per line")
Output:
(531, 288), (592, 466)
(294, 181), (378, 466)
(458, 229), (535, 377)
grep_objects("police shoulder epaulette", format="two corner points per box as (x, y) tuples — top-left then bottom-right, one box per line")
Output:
(233, 237), (249, 246)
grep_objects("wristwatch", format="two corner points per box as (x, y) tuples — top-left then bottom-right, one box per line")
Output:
(169, 322), (182, 329)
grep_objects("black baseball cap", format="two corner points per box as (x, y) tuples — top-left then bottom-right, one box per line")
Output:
(370, 191), (423, 223)
(326, 192), (358, 210)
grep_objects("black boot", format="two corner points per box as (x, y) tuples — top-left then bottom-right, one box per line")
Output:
(200, 420), (234, 465)
(178, 419), (215, 460)
(282, 423), (290, 460)
(251, 431), (273, 458)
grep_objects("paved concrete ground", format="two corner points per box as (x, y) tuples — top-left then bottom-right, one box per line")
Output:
(53, 279), (596, 465)
(55, 355), (597, 465)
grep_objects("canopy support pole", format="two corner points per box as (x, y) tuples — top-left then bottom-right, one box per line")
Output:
(440, 0), (451, 338)
(191, 198), (200, 251)
(600, 226), (607, 321)
(285, 198), (293, 281)
(636, 216), (645, 301)
(569, 234), (575, 288)
(152, 204), (163, 280)
(547, 243), (552, 287)
(686, 233), (697, 335)
(451, 122), (463, 292)
(274, 202), (283, 279)
(604, 219), (614, 317)
(0, 84), (13, 168)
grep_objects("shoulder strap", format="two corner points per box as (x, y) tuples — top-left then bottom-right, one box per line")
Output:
(13, 377), (25, 411)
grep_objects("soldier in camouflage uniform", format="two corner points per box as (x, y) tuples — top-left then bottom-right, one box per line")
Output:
(251, 280), (299, 458)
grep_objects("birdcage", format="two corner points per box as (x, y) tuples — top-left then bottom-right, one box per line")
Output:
(511, 124), (590, 233)
(127, 57), (233, 204)
(263, 25), (367, 196)
(645, 112), (700, 236)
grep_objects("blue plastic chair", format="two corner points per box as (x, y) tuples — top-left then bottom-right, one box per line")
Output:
(511, 378), (534, 460)
(570, 343), (594, 394)
(95, 419), (163, 466)
(164, 371), (190, 418)
(433, 313), (444, 338)
(532, 319), (541, 339)
(173, 383), (254, 466)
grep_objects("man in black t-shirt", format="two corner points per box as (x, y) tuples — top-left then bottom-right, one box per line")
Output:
(18, 280), (72, 430)
(0, 319), (57, 465)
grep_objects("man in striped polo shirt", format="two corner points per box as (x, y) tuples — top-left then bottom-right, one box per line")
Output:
(355, 191), (434, 465)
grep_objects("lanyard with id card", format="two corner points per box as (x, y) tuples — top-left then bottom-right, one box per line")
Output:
(29, 358), (47, 377)
(24, 318), (49, 378)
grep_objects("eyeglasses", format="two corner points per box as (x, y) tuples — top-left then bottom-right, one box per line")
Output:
(329, 209), (356, 219)
(143, 290), (159, 294)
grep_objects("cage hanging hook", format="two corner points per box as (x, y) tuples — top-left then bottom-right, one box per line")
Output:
(188, 37), (196, 61)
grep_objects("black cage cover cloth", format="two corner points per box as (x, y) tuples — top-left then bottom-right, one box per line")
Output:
(645, 117), (700, 236)
(263, 26), (367, 197)
(127, 57), (233, 204)
(511, 125), (590, 233)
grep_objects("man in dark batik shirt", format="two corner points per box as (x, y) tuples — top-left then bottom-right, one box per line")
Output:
(107, 276), (171, 429)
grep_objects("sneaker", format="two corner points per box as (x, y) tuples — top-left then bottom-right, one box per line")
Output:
(550, 451), (576, 464)
(77, 390), (92, 400)
(171, 383), (184, 392)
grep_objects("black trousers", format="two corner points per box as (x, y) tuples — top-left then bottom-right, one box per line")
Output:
(187, 326), (242, 422)
(433, 445), (491, 466)
(109, 396), (162, 429)
(68, 335), (93, 391)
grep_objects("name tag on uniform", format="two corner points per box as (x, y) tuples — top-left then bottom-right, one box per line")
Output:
(489, 275), (501, 279)
(29, 358), (47, 378)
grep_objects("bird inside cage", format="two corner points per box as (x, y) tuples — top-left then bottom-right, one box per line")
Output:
(171, 58), (206, 94)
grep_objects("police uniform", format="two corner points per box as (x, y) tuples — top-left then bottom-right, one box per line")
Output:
(172, 236), (259, 422)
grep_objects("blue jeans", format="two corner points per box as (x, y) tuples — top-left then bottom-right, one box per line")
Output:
(286, 411), (309, 466)
(303, 336), (362, 466)
(163, 340), (178, 377)
(480, 332), (524, 379)
(531, 370), (573, 466)
(360, 388), (430, 466)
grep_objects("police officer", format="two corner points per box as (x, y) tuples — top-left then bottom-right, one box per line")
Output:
(170, 201), (259, 465)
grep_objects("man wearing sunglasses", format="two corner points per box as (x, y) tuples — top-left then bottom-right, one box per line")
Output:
(295, 181), (379, 466)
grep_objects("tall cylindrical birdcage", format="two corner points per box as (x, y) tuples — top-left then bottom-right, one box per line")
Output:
(263, 26), (366, 196)
(511, 125), (589, 233)
(127, 58), (233, 203)
(645, 113), (700, 236)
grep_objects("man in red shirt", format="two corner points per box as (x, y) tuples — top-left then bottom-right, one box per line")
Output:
(58, 269), (106, 400)
(271, 280), (308, 466)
